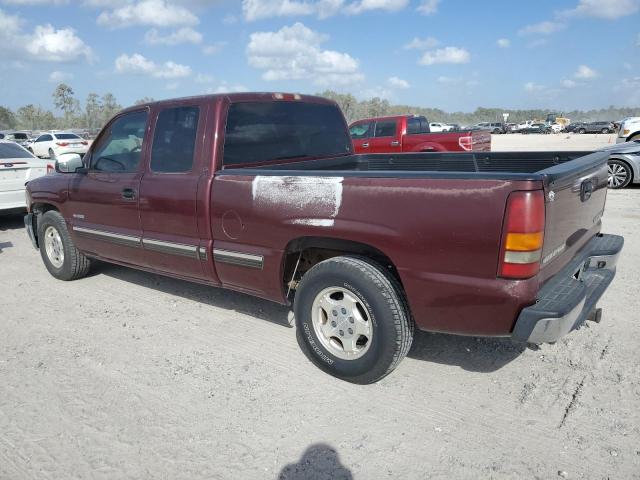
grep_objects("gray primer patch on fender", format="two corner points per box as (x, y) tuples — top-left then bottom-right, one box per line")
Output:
(252, 176), (343, 226)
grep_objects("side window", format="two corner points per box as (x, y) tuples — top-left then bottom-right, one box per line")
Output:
(150, 106), (199, 173)
(37, 135), (52, 142)
(91, 110), (148, 173)
(374, 121), (397, 138)
(407, 118), (429, 135)
(349, 122), (372, 139)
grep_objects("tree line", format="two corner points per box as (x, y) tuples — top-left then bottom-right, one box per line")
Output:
(318, 90), (640, 125)
(1, 84), (638, 132)
(0, 84), (153, 132)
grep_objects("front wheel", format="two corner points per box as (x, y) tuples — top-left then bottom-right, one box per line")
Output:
(608, 159), (633, 189)
(48, 148), (56, 160)
(601, 128), (610, 134)
(294, 256), (413, 384)
(38, 210), (92, 280)
(578, 128), (586, 134)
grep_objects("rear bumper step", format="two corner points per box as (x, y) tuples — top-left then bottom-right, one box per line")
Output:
(512, 233), (624, 344)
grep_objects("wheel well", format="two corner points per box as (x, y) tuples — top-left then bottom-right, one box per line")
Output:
(31, 203), (59, 215)
(628, 133), (640, 142)
(282, 237), (402, 300)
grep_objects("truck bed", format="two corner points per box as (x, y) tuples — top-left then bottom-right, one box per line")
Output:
(223, 151), (603, 184)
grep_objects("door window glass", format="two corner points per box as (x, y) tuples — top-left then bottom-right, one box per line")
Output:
(150, 106), (199, 173)
(91, 110), (148, 172)
(374, 121), (397, 138)
(349, 122), (372, 139)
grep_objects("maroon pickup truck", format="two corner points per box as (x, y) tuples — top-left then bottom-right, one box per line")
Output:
(24, 93), (622, 384)
(349, 114), (491, 153)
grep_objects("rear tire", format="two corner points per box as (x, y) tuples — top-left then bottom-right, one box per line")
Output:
(48, 148), (56, 160)
(578, 128), (586, 134)
(38, 210), (91, 280)
(294, 255), (413, 384)
(607, 159), (633, 189)
(601, 128), (610, 134)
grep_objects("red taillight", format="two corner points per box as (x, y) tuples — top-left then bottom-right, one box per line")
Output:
(458, 136), (472, 151)
(56, 142), (69, 147)
(498, 190), (545, 279)
(46, 164), (54, 174)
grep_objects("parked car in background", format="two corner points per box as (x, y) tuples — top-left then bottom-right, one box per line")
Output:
(598, 139), (640, 189)
(549, 123), (564, 134)
(616, 117), (640, 143)
(429, 122), (453, 132)
(514, 120), (534, 132)
(520, 123), (551, 134)
(349, 115), (491, 153)
(472, 122), (504, 134)
(576, 122), (615, 134)
(0, 140), (52, 212)
(4, 132), (32, 147)
(23, 93), (622, 383)
(565, 122), (586, 133)
(29, 132), (89, 159)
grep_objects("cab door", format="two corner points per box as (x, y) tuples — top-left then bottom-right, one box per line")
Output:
(348, 121), (373, 153)
(368, 120), (402, 153)
(138, 103), (212, 281)
(66, 109), (149, 265)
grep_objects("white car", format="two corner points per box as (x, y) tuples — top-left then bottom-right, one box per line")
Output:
(0, 140), (52, 212)
(616, 117), (640, 143)
(429, 122), (452, 133)
(29, 132), (89, 159)
(549, 123), (564, 133)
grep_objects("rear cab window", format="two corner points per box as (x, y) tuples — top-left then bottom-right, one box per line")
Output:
(407, 117), (429, 134)
(374, 120), (397, 138)
(151, 106), (200, 173)
(223, 101), (351, 167)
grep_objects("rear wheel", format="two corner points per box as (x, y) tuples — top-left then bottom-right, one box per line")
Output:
(294, 256), (413, 384)
(38, 210), (91, 280)
(48, 148), (56, 160)
(607, 159), (633, 189)
(578, 128), (586, 134)
(601, 128), (610, 134)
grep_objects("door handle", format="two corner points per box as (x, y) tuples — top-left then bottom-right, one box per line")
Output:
(391, 140), (400, 146)
(362, 143), (369, 148)
(121, 188), (136, 200)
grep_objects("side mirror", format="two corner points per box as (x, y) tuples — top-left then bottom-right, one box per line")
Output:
(55, 153), (86, 174)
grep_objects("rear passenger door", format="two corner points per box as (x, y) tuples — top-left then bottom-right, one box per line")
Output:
(368, 120), (401, 153)
(138, 103), (211, 281)
(349, 121), (373, 153)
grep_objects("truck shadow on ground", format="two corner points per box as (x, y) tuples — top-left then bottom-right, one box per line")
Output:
(97, 262), (525, 373)
(0, 213), (25, 232)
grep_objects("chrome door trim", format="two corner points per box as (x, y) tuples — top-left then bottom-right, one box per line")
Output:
(213, 248), (264, 269)
(72, 226), (141, 248)
(142, 238), (199, 259)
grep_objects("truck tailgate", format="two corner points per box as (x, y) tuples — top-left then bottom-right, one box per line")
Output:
(538, 151), (609, 282)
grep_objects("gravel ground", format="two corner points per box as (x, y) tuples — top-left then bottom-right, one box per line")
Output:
(1, 159), (638, 479)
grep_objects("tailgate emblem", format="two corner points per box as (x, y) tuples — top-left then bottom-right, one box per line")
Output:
(580, 180), (593, 202)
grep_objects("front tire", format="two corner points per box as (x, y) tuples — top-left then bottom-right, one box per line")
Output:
(607, 159), (633, 189)
(48, 148), (56, 160)
(294, 256), (413, 384)
(578, 128), (586, 134)
(38, 210), (91, 280)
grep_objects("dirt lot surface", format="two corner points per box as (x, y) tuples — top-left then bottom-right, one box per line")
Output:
(1, 159), (639, 479)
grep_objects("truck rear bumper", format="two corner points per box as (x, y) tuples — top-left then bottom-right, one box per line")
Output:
(512, 234), (624, 344)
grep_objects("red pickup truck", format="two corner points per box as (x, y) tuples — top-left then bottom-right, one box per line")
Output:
(349, 114), (491, 153)
(24, 93), (622, 384)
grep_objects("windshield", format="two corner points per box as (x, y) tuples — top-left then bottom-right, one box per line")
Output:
(55, 133), (82, 140)
(0, 142), (34, 159)
(223, 101), (351, 166)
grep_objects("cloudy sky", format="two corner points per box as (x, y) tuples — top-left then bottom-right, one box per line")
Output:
(0, 0), (639, 112)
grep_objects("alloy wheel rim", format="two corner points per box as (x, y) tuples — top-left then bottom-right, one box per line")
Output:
(44, 226), (64, 268)
(608, 163), (628, 188)
(311, 287), (373, 360)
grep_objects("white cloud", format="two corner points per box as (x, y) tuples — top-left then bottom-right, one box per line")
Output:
(416, 0), (439, 15)
(202, 41), (226, 55)
(403, 36), (439, 49)
(387, 76), (409, 89)
(574, 64), (597, 79)
(497, 38), (510, 48)
(144, 27), (202, 45)
(346, 0), (408, 15)
(48, 70), (73, 82)
(561, 79), (578, 88)
(195, 73), (214, 84)
(210, 82), (249, 94)
(97, 0), (199, 28)
(246, 22), (364, 86)
(524, 82), (544, 92)
(115, 53), (192, 79)
(419, 46), (470, 66)
(242, 0), (408, 21)
(559, 0), (639, 19)
(519, 20), (565, 35)
(0, 11), (94, 63)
